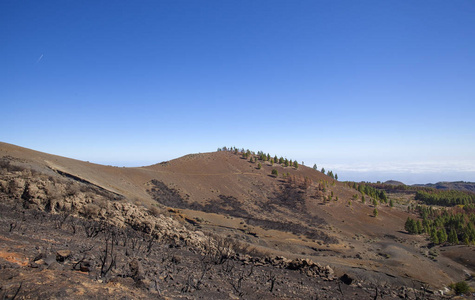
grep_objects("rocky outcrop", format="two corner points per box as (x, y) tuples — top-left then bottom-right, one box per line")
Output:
(0, 164), (215, 257)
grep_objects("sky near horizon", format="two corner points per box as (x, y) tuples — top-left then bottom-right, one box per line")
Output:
(1, 1), (475, 184)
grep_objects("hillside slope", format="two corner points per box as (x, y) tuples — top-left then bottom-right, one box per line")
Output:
(1, 141), (474, 295)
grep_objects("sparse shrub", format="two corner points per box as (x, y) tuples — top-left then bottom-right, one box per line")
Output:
(84, 203), (101, 218)
(450, 281), (471, 295)
(149, 206), (161, 217)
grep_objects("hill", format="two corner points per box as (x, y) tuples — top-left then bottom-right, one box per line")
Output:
(414, 181), (475, 193)
(0, 142), (473, 298)
(384, 180), (406, 186)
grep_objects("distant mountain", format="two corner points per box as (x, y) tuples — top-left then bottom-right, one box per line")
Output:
(384, 180), (405, 186)
(413, 181), (475, 193)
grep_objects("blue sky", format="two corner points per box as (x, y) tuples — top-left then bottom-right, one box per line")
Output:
(2, 1), (474, 184)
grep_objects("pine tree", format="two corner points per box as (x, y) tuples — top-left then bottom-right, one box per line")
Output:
(335, 174), (338, 180)
(405, 217), (417, 234)
(379, 190), (388, 203)
(448, 228), (459, 244)
(373, 208), (378, 217)
(313, 164), (317, 170)
(271, 169), (278, 177)
(437, 228), (448, 244)
(257, 163), (262, 169)
(293, 161), (299, 169)
(430, 228), (439, 244)
(389, 199), (394, 208)
(462, 232), (470, 245)
(416, 220), (423, 234)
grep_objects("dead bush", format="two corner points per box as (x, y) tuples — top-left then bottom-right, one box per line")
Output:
(149, 206), (161, 217)
(84, 203), (101, 218)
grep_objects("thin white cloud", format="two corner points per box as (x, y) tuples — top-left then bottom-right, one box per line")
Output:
(35, 54), (43, 64)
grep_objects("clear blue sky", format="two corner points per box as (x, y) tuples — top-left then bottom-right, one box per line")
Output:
(2, 1), (474, 184)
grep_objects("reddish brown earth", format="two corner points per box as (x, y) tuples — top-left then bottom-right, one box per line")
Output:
(0, 141), (474, 298)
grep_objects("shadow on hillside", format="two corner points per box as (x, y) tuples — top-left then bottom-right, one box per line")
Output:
(147, 179), (337, 244)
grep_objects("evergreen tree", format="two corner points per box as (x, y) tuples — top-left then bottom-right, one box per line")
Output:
(437, 228), (448, 244)
(416, 220), (424, 234)
(274, 155), (278, 163)
(467, 222), (475, 243)
(373, 208), (378, 217)
(389, 199), (394, 208)
(379, 190), (388, 203)
(284, 159), (289, 167)
(373, 199), (378, 207)
(313, 164), (318, 170)
(271, 169), (278, 177)
(430, 228), (439, 244)
(448, 228), (459, 244)
(405, 217), (417, 234)
(462, 232), (470, 245)
(335, 174), (338, 180)
(257, 163), (262, 169)
(293, 161), (299, 169)
(321, 167), (325, 174)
